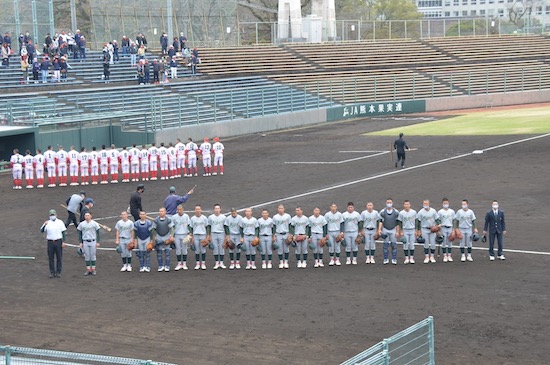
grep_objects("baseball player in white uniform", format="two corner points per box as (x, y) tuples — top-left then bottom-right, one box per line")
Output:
(240, 208), (259, 270)
(257, 209), (275, 269)
(172, 204), (191, 271)
(10, 149), (23, 189)
(148, 143), (159, 180)
(438, 198), (456, 262)
(272, 204), (292, 269)
(308, 207), (327, 268)
(68, 146), (80, 186)
(324, 203), (344, 266)
(208, 204), (227, 269)
(342, 202), (362, 265)
(454, 199), (478, 262)
(119, 146), (131, 182)
(79, 147), (90, 185)
(140, 145), (150, 181)
(224, 208), (244, 269)
(158, 142), (169, 180)
(56, 146), (69, 187)
(290, 207), (309, 268)
(199, 137), (212, 176)
(34, 149), (45, 188)
(416, 200), (441, 264)
(22, 150), (34, 189)
(212, 137), (224, 175)
(89, 147), (100, 185)
(108, 144), (120, 183)
(129, 144), (141, 182)
(185, 138), (198, 177)
(189, 205), (209, 270)
(167, 142), (177, 179)
(175, 138), (187, 178)
(397, 200), (417, 264)
(99, 145), (109, 184)
(115, 211), (135, 272)
(44, 146), (57, 187)
(361, 202), (380, 264)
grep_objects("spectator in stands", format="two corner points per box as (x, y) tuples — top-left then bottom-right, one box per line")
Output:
(59, 30), (68, 45)
(20, 54), (29, 83)
(192, 47), (199, 58)
(144, 59), (150, 84)
(3, 32), (11, 47)
(121, 36), (129, 55)
(160, 57), (167, 83)
(113, 40), (119, 62)
(18, 33), (25, 51)
(182, 46), (190, 64)
(26, 39), (35, 61)
(152, 59), (160, 84)
(67, 32), (75, 56)
(40, 56), (50, 83)
(24, 31), (31, 45)
(1, 42), (10, 68)
(59, 42), (68, 57)
(52, 55), (61, 82)
(179, 33), (186, 50)
(170, 56), (177, 79)
(172, 37), (179, 53)
(137, 59), (145, 85)
(20, 43), (27, 58)
(129, 42), (137, 66)
(136, 33), (147, 49)
(160, 32), (168, 55)
(190, 54), (199, 76)
(102, 48), (111, 82)
(79, 36), (86, 60)
(32, 57), (40, 83)
(59, 56), (68, 81)
(107, 42), (114, 65)
(44, 33), (52, 54)
(74, 30), (81, 60)
(137, 44), (146, 60)
(167, 45), (176, 59)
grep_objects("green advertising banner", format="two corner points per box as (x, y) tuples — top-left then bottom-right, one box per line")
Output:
(327, 100), (426, 121)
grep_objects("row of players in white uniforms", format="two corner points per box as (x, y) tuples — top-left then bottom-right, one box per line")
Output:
(9, 137), (225, 189)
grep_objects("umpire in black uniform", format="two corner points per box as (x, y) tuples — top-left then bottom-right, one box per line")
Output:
(393, 133), (410, 168)
(129, 184), (145, 221)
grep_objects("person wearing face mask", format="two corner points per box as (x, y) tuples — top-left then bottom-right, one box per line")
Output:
(483, 200), (506, 261)
(437, 198), (456, 262)
(397, 200), (417, 265)
(378, 198), (400, 265)
(416, 199), (441, 264)
(453, 199), (478, 262)
(41, 209), (67, 278)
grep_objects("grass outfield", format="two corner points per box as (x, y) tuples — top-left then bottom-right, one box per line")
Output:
(367, 106), (550, 136)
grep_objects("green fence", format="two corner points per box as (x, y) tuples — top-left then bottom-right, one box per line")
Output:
(0, 345), (176, 365)
(341, 316), (435, 365)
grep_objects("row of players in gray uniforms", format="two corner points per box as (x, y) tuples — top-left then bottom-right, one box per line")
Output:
(110, 197), (482, 272)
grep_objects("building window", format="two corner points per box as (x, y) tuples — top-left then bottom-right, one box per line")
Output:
(462, 0), (468, 5)
(536, 6), (543, 14)
(418, 0), (443, 7)
(453, 10), (460, 16)
(471, 9), (477, 15)
(462, 10), (468, 16)
(480, 9), (486, 15)
(480, 0), (486, 5)
(545, 6), (550, 15)
(488, 8), (495, 15)
(471, 0), (477, 5)
(488, 0), (494, 4)
(444, 0), (451, 5)
(445, 11), (451, 16)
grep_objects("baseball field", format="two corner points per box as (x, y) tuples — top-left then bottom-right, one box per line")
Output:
(1, 104), (549, 364)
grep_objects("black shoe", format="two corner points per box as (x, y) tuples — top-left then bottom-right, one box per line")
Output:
(49, 273), (55, 278)
(395, 162), (398, 168)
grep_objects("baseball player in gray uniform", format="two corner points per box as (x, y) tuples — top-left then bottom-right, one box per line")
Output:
(77, 212), (101, 276)
(224, 208), (244, 269)
(152, 207), (175, 272)
(378, 198), (400, 265)
(416, 199), (441, 264)
(172, 204), (191, 271)
(272, 204), (292, 269)
(240, 208), (259, 270)
(361, 202), (380, 264)
(208, 204), (227, 270)
(397, 200), (417, 264)
(454, 199), (478, 262)
(308, 207), (328, 268)
(257, 209), (275, 269)
(115, 211), (135, 272)
(437, 198), (456, 262)
(324, 203), (344, 266)
(190, 205), (209, 270)
(290, 207), (310, 268)
(342, 202), (362, 265)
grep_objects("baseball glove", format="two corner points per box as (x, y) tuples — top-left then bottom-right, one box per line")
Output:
(295, 234), (307, 242)
(251, 237), (260, 247)
(336, 232), (344, 242)
(319, 237), (327, 247)
(373, 232), (381, 240)
(146, 242), (154, 252)
(164, 236), (175, 245)
(355, 234), (364, 244)
(226, 239), (236, 250)
(285, 235), (294, 245)
(455, 230), (463, 240)
(448, 232), (456, 242)
(201, 237), (210, 247)
(182, 234), (192, 245)
(430, 226), (440, 233)
(127, 242), (136, 251)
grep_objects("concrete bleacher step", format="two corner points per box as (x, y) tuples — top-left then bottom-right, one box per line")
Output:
(417, 39), (462, 62)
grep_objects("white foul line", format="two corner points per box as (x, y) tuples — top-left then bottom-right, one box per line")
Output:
(339, 150), (387, 153)
(285, 151), (389, 165)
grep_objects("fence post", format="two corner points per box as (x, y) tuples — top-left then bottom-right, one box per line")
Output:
(276, 88), (279, 114)
(503, 69), (506, 93)
(393, 75), (396, 100)
(428, 316), (435, 365)
(261, 89), (265, 116)
(450, 74), (453, 97)
(468, 71), (471, 95)
(195, 95), (200, 124)
(5, 345), (11, 365)
(329, 80), (333, 106)
(317, 81), (320, 108)
(341, 79), (345, 104)
(538, 66), (541, 90)
(374, 76), (377, 101)
(214, 93), (217, 122)
(382, 339), (390, 365)
(178, 95), (182, 127)
(354, 78), (357, 103)
(486, 69), (489, 94)
(303, 85), (307, 110)
(412, 74), (416, 99)
(431, 75), (434, 98)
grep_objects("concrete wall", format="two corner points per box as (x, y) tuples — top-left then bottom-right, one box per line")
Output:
(425, 90), (550, 111)
(154, 109), (327, 142)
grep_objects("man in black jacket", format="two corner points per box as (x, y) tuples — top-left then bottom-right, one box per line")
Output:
(129, 184), (145, 221)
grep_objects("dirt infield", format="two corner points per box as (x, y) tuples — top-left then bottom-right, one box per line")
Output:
(1, 115), (549, 365)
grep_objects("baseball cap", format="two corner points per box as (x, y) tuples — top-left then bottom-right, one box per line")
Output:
(137, 184), (145, 191)
(80, 190), (86, 196)
(85, 198), (95, 204)
(49, 209), (57, 215)
(214, 137), (220, 142)
(169, 186), (176, 193)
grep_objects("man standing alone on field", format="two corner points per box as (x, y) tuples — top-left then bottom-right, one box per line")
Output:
(130, 184), (145, 221)
(393, 133), (409, 168)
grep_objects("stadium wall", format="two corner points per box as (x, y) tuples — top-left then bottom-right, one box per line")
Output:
(425, 90), (550, 111)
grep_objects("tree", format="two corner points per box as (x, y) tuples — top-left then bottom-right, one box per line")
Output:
(374, 0), (423, 21)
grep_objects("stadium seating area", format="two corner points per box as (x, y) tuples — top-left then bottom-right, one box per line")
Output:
(2, 35), (550, 132)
